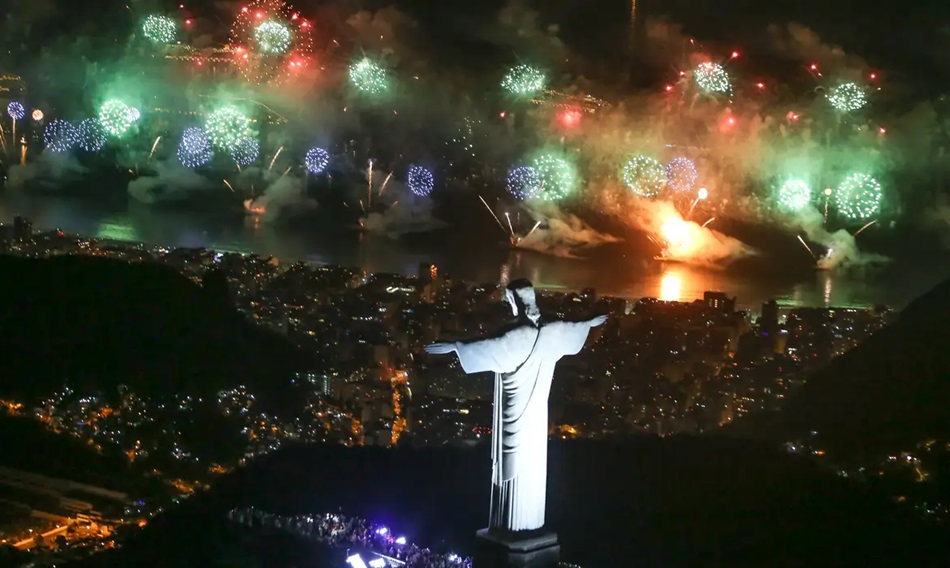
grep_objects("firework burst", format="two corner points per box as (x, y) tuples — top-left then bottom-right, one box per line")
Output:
(835, 173), (881, 220)
(178, 127), (213, 168)
(777, 179), (812, 212)
(231, 137), (260, 166)
(530, 152), (578, 201)
(349, 58), (388, 95)
(501, 64), (546, 96)
(827, 82), (867, 113)
(621, 155), (667, 198)
(665, 157), (698, 193)
(98, 99), (137, 137)
(44, 120), (79, 153)
(78, 118), (107, 152)
(142, 15), (176, 44)
(694, 62), (731, 95)
(7, 102), (25, 121)
(230, 0), (314, 85)
(407, 165), (434, 197)
(204, 107), (253, 152)
(506, 166), (543, 200)
(304, 147), (330, 174)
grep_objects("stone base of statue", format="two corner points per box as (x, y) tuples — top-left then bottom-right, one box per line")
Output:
(475, 528), (560, 568)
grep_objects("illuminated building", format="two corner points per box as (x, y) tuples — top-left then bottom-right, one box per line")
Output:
(0, 74), (26, 103)
(13, 216), (32, 241)
(530, 90), (609, 114)
(761, 299), (779, 331)
(703, 291), (735, 314)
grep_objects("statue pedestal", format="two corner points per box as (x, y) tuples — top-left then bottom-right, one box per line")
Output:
(475, 528), (560, 568)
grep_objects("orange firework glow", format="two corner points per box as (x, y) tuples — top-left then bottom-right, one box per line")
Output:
(656, 210), (710, 261)
(243, 199), (266, 215)
(661, 217), (689, 248)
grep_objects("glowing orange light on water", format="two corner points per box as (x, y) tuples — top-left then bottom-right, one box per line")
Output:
(659, 270), (683, 302)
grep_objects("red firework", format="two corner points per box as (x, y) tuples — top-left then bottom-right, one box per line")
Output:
(229, 0), (314, 85)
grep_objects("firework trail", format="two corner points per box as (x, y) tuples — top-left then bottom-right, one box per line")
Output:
(268, 146), (284, 172)
(378, 172), (394, 196)
(797, 235), (817, 259)
(478, 195), (508, 235)
(853, 220), (876, 236)
(147, 136), (161, 163)
(223, 179), (235, 192)
(520, 220), (542, 243)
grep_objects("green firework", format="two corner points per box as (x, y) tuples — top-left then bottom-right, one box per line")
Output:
(777, 179), (812, 211)
(203, 107), (253, 152)
(827, 82), (867, 113)
(253, 20), (292, 54)
(348, 58), (388, 95)
(621, 155), (667, 198)
(530, 151), (578, 201)
(98, 99), (136, 137)
(501, 64), (546, 96)
(694, 62), (731, 95)
(142, 15), (176, 44)
(835, 172), (881, 220)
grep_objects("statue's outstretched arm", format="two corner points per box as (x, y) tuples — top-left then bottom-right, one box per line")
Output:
(549, 315), (607, 357)
(424, 341), (458, 355)
(587, 314), (607, 327)
(425, 330), (532, 374)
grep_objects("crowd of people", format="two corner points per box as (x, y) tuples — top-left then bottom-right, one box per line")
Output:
(227, 507), (472, 568)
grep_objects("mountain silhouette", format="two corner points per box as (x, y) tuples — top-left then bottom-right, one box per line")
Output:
(69, 439), (948, 568)
(0, 254), (304, 400)
(767, 274), (950, 461)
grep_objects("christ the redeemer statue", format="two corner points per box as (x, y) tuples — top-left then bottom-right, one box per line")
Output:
(426, 279), (606, 534)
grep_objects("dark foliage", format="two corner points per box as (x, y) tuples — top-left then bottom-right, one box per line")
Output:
(71, 438), (948, 568)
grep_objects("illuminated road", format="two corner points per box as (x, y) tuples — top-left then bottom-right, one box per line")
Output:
(14, 523), (69, 550)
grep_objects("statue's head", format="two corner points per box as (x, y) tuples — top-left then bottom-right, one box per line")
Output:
(505, 279), (540, 325)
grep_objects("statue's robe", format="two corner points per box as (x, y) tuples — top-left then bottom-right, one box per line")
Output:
(455, 320), (594, 531)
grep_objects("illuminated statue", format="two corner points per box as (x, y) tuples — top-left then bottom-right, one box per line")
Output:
(425, 279), (606, 532)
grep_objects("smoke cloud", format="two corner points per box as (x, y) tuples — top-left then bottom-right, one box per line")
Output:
(126, 160), (211, 205)
(789, 206), (888, 270)
(359, 169), (445, 236)
(515, 202), (620, 258)
(243, 174), (316, 223)
(6, 150), (87, 189)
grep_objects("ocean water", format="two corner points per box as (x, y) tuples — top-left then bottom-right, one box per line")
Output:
(0, 191), (943, 310)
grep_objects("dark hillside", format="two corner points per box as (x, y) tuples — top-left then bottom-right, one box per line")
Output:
(0, 254), (305, 400)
